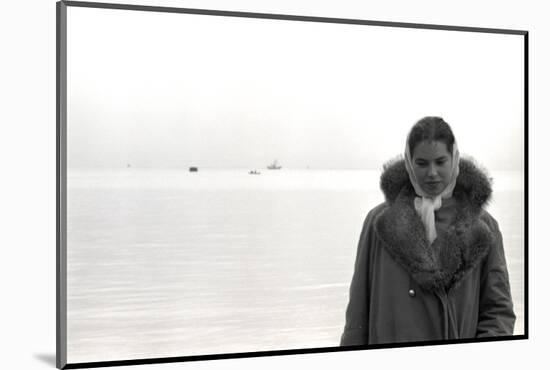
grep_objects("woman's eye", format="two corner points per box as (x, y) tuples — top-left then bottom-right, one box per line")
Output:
(436, 159), (448, 166)
(415, 161), (427, 167)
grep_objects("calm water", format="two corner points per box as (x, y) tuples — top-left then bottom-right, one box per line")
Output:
(66, 168), (524, 363)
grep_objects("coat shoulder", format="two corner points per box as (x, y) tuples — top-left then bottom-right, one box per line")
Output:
(362, 202), (391, 240)
(478, 209), (501, 233)
(364, 202), (389, 224)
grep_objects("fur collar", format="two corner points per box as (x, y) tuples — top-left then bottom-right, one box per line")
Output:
(374, 157), (495, 293)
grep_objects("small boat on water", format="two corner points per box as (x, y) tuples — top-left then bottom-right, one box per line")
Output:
(189, 167), (198, 172)
(249, 170), (261, 175)
(267, 160), (282, 170)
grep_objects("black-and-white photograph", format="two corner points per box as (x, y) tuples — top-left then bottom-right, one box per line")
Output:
(58, 1), (526, 367)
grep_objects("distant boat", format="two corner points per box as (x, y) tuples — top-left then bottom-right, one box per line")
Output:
(126, 163), (131, 168)
(249, 170), (261, 175)
(267, 160), (282, 170)
(189, 167), (198, 172)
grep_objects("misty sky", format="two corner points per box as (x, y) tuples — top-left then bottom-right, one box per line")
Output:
(67, 6), (524, 170)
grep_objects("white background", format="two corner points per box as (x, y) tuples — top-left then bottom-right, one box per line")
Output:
(0, 0), (544, 369)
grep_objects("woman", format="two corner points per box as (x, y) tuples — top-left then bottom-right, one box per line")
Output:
(340, 116), (515, 346)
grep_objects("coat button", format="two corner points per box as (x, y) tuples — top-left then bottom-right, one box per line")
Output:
(408, 289), (416, 297)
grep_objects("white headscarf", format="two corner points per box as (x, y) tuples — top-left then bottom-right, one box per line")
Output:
(404, 136), (460, 244)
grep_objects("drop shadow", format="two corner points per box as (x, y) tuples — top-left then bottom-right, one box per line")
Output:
(34, 353), (56, 367)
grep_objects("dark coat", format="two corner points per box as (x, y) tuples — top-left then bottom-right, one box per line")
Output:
(340, 158), (515, 346)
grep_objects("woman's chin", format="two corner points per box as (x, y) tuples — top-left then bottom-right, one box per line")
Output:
(422, 183), (444, 196)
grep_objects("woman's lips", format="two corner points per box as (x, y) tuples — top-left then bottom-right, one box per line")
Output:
(425, 181), (442, 188)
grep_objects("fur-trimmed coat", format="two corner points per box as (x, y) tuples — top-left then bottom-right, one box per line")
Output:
(340, 158), (515, 346)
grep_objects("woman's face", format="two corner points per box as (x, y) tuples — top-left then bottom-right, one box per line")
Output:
(411, 140), (453, 196)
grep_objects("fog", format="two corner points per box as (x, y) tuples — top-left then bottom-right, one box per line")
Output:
(67, 6), (524, 170)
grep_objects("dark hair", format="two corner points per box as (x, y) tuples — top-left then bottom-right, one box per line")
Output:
(407, 116), (455, 157)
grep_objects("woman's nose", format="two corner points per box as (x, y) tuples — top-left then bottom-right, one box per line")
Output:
(428, 163), (438, 177)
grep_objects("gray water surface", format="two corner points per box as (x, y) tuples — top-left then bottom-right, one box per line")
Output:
(66, 169), (524, 363)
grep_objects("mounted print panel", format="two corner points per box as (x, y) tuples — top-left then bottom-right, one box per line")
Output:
(57, 1), (527, 368)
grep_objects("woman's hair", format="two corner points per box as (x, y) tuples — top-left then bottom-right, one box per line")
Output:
(407, 116), (455, 157)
